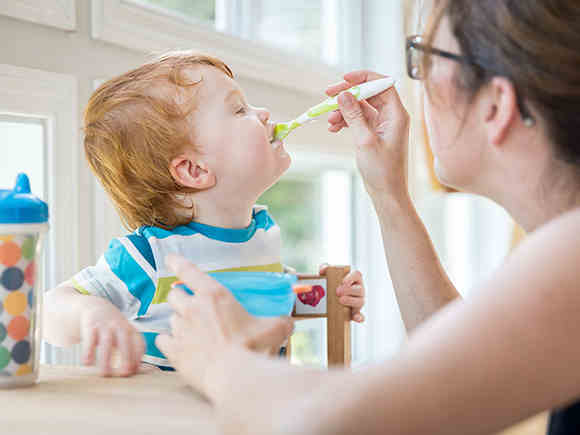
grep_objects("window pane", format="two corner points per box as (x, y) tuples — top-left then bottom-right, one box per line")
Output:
(259, 168), (352, 367)
(291, 318), (326, 368)
(131, 0), (215, 24)
(0, 118), (45, 199)
(255, 0), (323, 60)
(259, 175), (322, 273)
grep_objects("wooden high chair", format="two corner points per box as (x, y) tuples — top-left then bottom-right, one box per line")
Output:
(287, 265), (352, 367)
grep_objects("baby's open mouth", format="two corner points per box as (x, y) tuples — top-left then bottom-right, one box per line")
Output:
(271, 139), (283, 150)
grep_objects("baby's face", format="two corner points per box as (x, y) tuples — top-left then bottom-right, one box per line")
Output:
(187, 65), (291, 200)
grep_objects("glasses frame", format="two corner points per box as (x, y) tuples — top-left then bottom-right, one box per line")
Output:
(406, 34), (534, 125)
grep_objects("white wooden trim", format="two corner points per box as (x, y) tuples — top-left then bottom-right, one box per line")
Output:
(91, 0), (340, 95)
(0, 0), (76, 31)
(0, 64), (80, 287)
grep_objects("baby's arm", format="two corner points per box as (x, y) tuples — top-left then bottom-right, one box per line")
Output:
(43, 282), (145, 377)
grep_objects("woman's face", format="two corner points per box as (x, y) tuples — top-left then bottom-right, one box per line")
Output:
(423, 17), (486, 192)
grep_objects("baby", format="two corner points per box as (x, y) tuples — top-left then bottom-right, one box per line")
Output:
(43, 52), (365, 376)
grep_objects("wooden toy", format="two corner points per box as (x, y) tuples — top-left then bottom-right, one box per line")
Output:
(288, 266), (351, 367)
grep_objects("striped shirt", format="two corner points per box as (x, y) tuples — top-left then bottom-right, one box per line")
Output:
(72, 206), (282, 368)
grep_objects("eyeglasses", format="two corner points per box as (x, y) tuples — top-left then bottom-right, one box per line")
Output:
(406, 35), (535, 125)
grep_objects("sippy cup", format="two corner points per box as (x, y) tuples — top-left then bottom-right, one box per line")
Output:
(0, 173), (48, 388)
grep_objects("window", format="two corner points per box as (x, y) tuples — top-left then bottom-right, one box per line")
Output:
(0, 116), (46, 200)
(0, 65), (80, 365)
(92, 0), (351, 94)
(131, 0), (334, 63)
(258, 155), (354, 367)
(416, 192), (513, 298)
(254, 1), (324, 62)
(129, 0), (215, 25)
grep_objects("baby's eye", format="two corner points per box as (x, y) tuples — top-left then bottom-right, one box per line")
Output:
(236, 106), (247, 115)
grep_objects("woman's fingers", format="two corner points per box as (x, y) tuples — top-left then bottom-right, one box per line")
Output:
(327, 110), (343, 124)
(167, 287), (195, 318)
(155, 334), (176, 362)
(343, 70), (388, 84)
(353, 312), (365, 323)
(338, 92), (378, 147)
(166, 254), (225, 296)
(170, 311), (189, 339)
(328, 122), (346, 133)
(326, 70), (389, 97)
(245, 317), (294, 352)
(326, 81), (355, 97)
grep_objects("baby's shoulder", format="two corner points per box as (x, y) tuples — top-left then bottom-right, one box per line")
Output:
(104, 230), (156, 270)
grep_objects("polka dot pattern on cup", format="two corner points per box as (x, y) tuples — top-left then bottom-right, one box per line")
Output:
(0, 235), (38, 380)
(0, 242), (21, 267)
(7, 316), (28, 341)
(4, 292), (26, 316)
(0, 347), (10, 371)
(1, 267), (24, 291)
(11, 341), (30, 364)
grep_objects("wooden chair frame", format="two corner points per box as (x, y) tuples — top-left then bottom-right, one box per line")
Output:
(287, 265), (351, 367)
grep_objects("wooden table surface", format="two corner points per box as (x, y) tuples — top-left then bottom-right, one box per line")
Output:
(0, 365), (219, 435)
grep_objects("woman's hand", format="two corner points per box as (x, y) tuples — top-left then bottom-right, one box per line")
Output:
(156, 254), (294, 400)
(327, 70), (411, 201)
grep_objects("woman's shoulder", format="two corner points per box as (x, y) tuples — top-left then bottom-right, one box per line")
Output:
(497, 208), (580, 296)
(520, 207), (580, 255)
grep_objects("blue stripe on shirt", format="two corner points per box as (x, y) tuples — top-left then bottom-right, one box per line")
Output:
(142, 331), (167, 360)
(141, 209), (276, 243)
(104, 239), (157, 316)
(127, 233), (156, 270)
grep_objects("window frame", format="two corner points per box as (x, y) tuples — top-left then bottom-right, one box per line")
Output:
(0, 65), (82, 365)
(0, 64), (81, 288)
(272, 152), (372, 366)
(90, 0), (363, 95)
(0, 0), (76, 31)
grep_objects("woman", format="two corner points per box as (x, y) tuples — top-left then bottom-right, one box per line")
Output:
(157, 1), (580, 434)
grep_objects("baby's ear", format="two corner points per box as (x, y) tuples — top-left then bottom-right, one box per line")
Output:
(170, 153), (216, 190)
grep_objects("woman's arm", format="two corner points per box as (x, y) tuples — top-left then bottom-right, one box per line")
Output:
(328, 70), (459, 331)
(161, 208), (580, 435)
(315, 207), (580, 435)
(372, 191), (459, 331)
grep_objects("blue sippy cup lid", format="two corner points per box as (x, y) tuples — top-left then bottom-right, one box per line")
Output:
(0, 173), (48, 224)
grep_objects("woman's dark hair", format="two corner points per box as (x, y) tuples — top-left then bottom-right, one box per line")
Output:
(426, 0), (580, 164)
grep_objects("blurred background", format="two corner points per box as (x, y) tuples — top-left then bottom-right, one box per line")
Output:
(0, 1), (539, 432)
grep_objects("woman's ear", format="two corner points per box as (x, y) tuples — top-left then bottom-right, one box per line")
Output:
(170, 152), (216, 190)
(484, 77), (518, 146)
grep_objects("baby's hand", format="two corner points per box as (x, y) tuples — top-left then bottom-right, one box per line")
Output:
(319, 264), (366, 323)
(80, 300), (145, 377)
